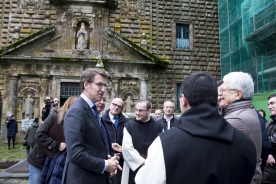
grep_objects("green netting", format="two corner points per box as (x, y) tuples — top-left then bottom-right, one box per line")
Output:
(219, 0), (276, 94)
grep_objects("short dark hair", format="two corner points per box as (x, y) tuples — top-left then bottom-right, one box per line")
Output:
(257, 109), (266, 118)
(180, 72), (218, 107)
(268, 93), (276, 100)
(136, 99), (152, 110)
(217, 80), (223, 87)
(80, 68), (108, 91)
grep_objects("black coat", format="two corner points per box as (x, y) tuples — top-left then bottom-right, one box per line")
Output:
(6, 119), (18, 138)
(155, 114), (179, 131)
(101, 110), (127, 184)
(160, 103), (256, 184)
(263, 116), (276, 183)
(101, 110), (128, 147)
(256, 111), (270, 172)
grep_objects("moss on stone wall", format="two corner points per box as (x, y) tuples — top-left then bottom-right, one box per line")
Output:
(0, 25), (56, 56)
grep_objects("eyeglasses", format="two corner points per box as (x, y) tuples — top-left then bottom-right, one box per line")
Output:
(135, 108), (148, 113)
(219, 88), (237, 93)
(112, 103), (123, 109)
(89, 81), (107, 89)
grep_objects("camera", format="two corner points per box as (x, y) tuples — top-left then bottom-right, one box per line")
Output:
(42, 97), (54, 121)
(6, 116), (11, 122)
(44, 99), (54, 106)
(44, 99), (54, 111)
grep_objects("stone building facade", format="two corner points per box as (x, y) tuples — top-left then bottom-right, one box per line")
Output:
(0, 0), (220, 135)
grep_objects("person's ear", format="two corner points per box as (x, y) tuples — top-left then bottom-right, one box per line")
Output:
(183, 95), (188, 107)
(84, 81), (90, 90)
(235, 90), (243, 100)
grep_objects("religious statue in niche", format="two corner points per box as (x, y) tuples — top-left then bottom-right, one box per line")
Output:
(76, 22), (88, 50)
(22, 94), (34, 119)
(124, 96), (134, 113)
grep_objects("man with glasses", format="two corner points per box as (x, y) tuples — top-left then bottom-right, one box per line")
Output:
(101, 98), (129, 184)
(63, 68), (121, 184)
(135, 72), (256, 184)
(121, 99), (163, 184)
(220, 72), (262, 184)
(155, 101), (179, 131)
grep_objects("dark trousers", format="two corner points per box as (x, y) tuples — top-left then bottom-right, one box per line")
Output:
(7, 136), (15, 149)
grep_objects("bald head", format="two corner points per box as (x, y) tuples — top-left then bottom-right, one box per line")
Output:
(109, 98), (124, 116)
(155, 109), (162, 120)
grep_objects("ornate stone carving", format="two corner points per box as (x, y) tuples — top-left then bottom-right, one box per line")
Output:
(120, 0), (145, 20)
(17, 0), (44, 14)
(76, 22), (88, 50)
(92, 7), (105, 18)
(140, 33), (147, 50)
(114, 16), (121, 33)
(75, 22), (89, 55)
(8, 26), (21, 43)
(22, 94), (34, 119)
(124, 96), (134, 113)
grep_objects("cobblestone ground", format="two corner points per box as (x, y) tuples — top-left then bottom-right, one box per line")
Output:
(0, 178), (28, 184)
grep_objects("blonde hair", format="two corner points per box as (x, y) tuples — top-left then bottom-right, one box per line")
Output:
(57, 96), (78, 124)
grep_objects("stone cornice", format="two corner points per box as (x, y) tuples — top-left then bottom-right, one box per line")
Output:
(106, 28), (169, 65)
(49, 0), (118, 9)
(0, 25), (56, 56)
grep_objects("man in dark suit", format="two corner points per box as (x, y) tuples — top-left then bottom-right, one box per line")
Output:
(62, 68), (121, 184)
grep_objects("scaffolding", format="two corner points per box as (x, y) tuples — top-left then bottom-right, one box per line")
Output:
(218, 0), (276, 94)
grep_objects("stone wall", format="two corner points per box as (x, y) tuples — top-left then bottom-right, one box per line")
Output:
(109, 0), (220, 108)
(0, 0), (220, 138)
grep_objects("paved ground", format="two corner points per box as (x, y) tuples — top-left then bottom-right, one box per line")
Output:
(0, 160), (29, 184)
(0, 178), (28, 184)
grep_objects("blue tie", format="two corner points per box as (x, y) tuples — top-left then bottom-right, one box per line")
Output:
(113, 116), (118, 129)
(92, 105), (99, 124)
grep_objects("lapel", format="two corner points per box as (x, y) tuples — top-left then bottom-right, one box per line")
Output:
(79, 97), (108, 149)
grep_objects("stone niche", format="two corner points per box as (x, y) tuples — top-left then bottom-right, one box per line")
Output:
(74, 21), (90, 55)
(119, 78), (140, 113)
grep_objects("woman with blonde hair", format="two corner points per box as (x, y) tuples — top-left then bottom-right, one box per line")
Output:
(27, 96), (77, 184)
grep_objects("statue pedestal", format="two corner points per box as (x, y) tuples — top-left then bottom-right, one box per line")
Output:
(74, 49), (89, 55)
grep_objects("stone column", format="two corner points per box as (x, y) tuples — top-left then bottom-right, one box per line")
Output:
(140, 79), (147, 99)
(33, 97), (40, 120)
(8, 74), (19, 116)
(40, 75), (50, 118)
(111, 78), (119, 99)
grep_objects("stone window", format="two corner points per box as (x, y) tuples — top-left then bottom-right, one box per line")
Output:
(176, 24), (190, 49)
(60, 82), (81, 97)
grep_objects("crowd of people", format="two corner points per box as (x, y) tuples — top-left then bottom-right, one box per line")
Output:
(5, 68), (276, 184)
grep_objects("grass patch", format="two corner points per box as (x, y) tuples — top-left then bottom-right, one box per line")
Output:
(0, 142), (27, 161)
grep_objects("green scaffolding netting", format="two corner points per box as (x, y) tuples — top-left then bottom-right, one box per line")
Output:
(218, 0), (276, 94)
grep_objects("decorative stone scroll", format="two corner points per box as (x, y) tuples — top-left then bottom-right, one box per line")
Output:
(120, 0), (145, 20)
(17, 0), (45, 14)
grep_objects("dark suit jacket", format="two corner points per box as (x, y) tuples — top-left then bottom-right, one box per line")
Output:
(62, 96), (111, 184)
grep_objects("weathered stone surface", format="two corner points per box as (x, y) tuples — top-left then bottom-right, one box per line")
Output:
(0, 0), (220, 138)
